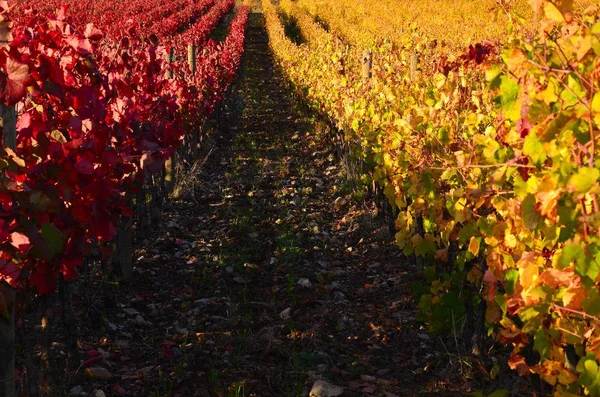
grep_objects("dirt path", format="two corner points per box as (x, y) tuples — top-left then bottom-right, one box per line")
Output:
(76, 7), (458, 397)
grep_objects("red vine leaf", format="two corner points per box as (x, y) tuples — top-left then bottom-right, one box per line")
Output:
(0, 258), (19, 286)
(84, 24), (103, 41)
(0, 56), (30, 107)
(10, 232), (30, 252)
(65, 35), (93, 55)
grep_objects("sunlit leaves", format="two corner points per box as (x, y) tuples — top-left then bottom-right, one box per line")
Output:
(523, 132), (548, 168)
(593, 93), (600, 114)
(10, 232), (30, 252)
(522, 194), (541, 230)
(538, 359), (578, 386)
(0, 4), (250, 294)
(496, 76), (521, 121)
(544, 2), (567, 22)
(263, 0), (600, 391)
(0, 57), (30, 107)
(559, 242), (585, 269)
(567, 168), (599, 193)
(534, 328), (552, 360)
(577, 356), (600, 395)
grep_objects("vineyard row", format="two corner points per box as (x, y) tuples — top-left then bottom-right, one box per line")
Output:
(263, 0), (600, 394)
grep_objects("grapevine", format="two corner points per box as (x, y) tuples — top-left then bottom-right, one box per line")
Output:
(263, 0), (600, 394)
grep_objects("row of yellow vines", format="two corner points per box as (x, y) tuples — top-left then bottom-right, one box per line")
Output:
(265, 0), (600, 394)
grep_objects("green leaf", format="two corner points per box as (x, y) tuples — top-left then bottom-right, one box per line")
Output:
(505, 269), (519, 295)
(560, 74), (586, 108)
(523, 133), (547, 168)
(520, 304), (547, 332)
(584, 359), (598, 377)
(458, 223), (477, 245)
(415, 239), (436, 257)
(498, 77), (521, 121)
(540, 78), (559, 105)
(486, 64), (502, 89)
(40, 223), (67, 259)
(583, 288), (600, 316)
(576, 255), (600, 281)
(483, 139), (500, 161)
(567, 167), (599, 193)
(557, 205), (578, 242)
(577, 357), (600, 395)
(559, 242), (585, 269)
(534, 328), (551, 359)
(522, 194), (540, 230)
(513, 175), (528, 199)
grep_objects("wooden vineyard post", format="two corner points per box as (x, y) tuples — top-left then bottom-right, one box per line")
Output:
(408, 53), (422, 274)
(1, 106), (15, 149)
(0, 104), (16, 397)
(187, 44), (199, 159)
(164, 46), (177, 192)
(409, 53), (418, 81)
(165, 46), (175, 79)
(361, 49), (372, 82)
(415, 215), (424, 275)
(187, 44), (197, 74)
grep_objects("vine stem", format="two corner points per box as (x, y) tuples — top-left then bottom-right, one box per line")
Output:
(580, 198), (589, 241)
(587, 66), (599, 234)
(554, 304), (600, 323)
(526, 59), (570, 74)
(424, 162), (538, 171)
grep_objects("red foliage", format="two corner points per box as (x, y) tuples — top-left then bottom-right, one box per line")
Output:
(0, 3), (249, 294)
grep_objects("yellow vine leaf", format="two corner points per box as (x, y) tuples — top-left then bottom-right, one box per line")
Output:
(508, 353), (531, 376)
(576, 35), (592, 61)
(592, 92), (600, 114)
(551, 0), (574, 13)
(538, 268), (573, 288)
(537, 189), (561, 220)
(517, 252), (539, 289)
(554, 385), (583, 397)
(468, 236), (481, 256)
(562, 282), (585, 310)
(535, 360), (578, 385)
(544, 2), (566, 22)
(505, 231), (517, 248)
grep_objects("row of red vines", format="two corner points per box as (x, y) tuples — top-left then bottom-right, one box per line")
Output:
(10, 0), (194, 40)
(175, 0), (236, 48)
(190, 3), (249, 116)
(0, 4), (249, 294)
(138, 0), (216, 40)
(100, 0), (196, 40)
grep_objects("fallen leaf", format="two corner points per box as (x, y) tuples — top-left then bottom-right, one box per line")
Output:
(85, 367), (112, 380)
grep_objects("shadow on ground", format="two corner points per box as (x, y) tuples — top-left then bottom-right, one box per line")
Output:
(72, 6), (467, 397)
